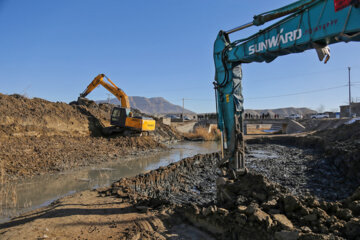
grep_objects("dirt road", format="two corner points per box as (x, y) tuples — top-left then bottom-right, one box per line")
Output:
(0, 190), (214, 240)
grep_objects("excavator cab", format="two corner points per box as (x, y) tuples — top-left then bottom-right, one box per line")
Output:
(110, 106), (156, 132)
(110, 107), (130, 127)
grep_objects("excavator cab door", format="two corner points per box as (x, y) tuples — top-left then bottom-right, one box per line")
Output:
(110, 107), (129, 127)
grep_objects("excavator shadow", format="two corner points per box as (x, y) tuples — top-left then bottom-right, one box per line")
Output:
(74, 104), (106, 137)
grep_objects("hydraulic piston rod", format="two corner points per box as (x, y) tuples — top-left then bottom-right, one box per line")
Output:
(225, 22), (253, 35)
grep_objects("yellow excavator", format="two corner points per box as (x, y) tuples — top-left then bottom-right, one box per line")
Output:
(79, 74), (156, 135)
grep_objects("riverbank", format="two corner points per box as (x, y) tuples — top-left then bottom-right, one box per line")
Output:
(0, 135), (166, 181)
(0, 141), (220, 224)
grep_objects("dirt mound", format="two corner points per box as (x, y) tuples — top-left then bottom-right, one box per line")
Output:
(299, 118), (350, 132)
(0, 93), (181, 140)
(315, 120), (360, 143)
(101, 152), (360, 240)
(0, 94), (92, 137)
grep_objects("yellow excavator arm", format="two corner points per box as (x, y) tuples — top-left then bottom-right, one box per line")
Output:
(80, 73), (130, 108)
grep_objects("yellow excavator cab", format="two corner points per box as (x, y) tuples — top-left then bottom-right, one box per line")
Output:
(110, 107), (155, 132)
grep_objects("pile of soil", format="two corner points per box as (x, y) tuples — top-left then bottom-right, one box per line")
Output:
(0, 93), (181, 140)
(313, 121), (360, 181)
(0, 93), (181, 181)
(299, 119), (349, 132)
(0, 94), (91, 137)
(315, 120), (360, 143)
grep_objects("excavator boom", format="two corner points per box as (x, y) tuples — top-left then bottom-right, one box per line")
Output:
(80, 74), (130, 108)
(214, 0), (360, 174)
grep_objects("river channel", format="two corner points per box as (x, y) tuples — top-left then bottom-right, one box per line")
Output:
(0, 141), (219, 223)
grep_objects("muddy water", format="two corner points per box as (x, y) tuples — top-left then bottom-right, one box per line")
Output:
(0, 141), (219, 223)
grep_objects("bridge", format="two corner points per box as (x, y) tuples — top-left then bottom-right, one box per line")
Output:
(196, 113), (305, 134)
(244, 119), (305, 134)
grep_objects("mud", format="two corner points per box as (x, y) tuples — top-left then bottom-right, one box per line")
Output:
(246, 144), (358, 201)
(246, 121), (360, 191)
(99, 148), (360, 240)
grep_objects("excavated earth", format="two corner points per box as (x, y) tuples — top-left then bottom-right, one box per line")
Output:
(0, 93), (181, 181)
(2, 121), (359, 239)
(1, 92), (360, 239)
(96, 121), (360, 239)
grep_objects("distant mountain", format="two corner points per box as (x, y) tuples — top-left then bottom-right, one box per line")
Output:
(97, 96), (195, 114)
(245, 107), (316, 117)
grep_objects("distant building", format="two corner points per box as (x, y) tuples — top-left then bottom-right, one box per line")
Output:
(324, 111), (337, 118)
(340, 102), (360, 117)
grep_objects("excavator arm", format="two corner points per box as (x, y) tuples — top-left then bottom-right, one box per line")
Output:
(80, 74), (130, 108)
(214, 0), (360, 175)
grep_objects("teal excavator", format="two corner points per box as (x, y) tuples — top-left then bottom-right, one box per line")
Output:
(214, 0), (360, 177)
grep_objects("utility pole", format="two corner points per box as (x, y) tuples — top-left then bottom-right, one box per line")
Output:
(348, 67), (352, 118)
(107, 93), (112, 104)
(182, 98), (184, 121)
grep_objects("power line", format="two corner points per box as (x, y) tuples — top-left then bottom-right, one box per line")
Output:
(248, 66), (360, 82)
(168, 84), (352, 102)
(247, 84), (347, 100)
(166, 98), (213, 102)
(185, 98), (213, 101)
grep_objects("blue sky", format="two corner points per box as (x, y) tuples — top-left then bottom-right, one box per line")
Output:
(0, 0), (359, 113)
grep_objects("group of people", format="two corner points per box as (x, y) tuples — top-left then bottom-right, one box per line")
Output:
(244, 113), (281, 119)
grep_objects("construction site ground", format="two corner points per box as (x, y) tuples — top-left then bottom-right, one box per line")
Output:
(1, 93), (360, 239)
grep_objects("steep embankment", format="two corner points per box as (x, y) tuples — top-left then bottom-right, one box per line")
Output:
(0, 94), (93, 137)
